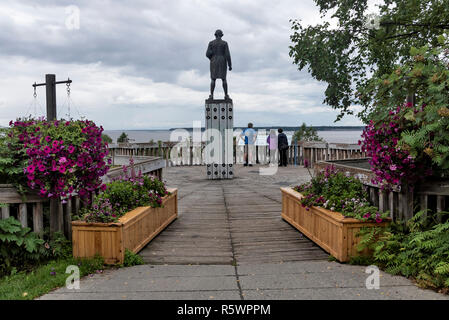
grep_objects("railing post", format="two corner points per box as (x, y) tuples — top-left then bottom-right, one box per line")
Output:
(18, 203), (28, 228)
(1, 204), (10, 219)
(33, 202), (44, 235)
(436, 195), (445, 223)
(65, 199), (72, 240)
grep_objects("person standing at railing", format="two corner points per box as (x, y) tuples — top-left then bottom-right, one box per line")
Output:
(240, 123), (257, 166)
(267, 129), (278, 166)
(278, 128), (289, 167)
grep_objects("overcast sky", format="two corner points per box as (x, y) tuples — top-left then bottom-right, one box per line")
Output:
(0, 0), (365, 129)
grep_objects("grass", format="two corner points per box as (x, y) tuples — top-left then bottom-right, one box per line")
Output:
(0, 248), (147, 300)
(0, 255), (104, 300)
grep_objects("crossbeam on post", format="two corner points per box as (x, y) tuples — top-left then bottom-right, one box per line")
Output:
(32, 74), (72, 121)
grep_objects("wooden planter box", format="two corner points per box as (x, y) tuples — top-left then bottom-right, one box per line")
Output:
(72, 188), (178, 264)
(281, 187), (390, 262)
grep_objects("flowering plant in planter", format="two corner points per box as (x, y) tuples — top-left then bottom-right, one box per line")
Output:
(0, 117), (110, 200)
(79, 165), (169, 223)
(294, 166), (389, 223)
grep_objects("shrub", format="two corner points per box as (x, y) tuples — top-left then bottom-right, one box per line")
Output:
(0, 217), (72, 277)
(294, 165), (389, 222)
(360, 38), (449, 189)
(117, 132), (129, 143)
(0, 217), (44, 276)
(357, 210), (449, 290)
(79, 164), (169, 223)
(293, 123), (323, 142)
(122, 249), (144, 267)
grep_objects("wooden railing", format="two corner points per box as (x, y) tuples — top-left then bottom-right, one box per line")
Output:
(0, 185), (84, 239)
(108, 141), (365, 167)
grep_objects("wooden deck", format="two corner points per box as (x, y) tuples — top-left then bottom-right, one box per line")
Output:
(140, 165), (328, 265)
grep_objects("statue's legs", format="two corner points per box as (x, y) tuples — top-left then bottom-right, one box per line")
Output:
(210, 79), (216, 99)
(223, 79), (229, 98)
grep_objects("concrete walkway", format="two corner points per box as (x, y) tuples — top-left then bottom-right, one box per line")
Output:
(40, 166), (448, 300)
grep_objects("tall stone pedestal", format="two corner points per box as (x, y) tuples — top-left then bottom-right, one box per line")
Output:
(205, 98), (234, 179)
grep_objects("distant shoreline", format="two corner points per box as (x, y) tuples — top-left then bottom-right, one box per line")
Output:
(105, 126), (365, 132)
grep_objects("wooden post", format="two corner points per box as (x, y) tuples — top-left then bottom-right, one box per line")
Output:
(379, 190), (388, 213)
(65, 199), (72, 240)
(45, 74), (57, 120)
(58, 200), (64, 232)
(74, 196), (80, 215)
(389, 191), (397, 220)
(369, 187), (379, 207)
(398, 188), (414, 221)
(33, 202), (44, 235)
(436, 195), (445, 223)
(419, 194), (428, 217)
(1, 205), (10, 219)
(50, 198), (60, 233)
(18, 203), (28, 228)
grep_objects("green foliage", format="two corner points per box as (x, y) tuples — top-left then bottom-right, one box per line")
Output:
(0, 127), (28, 191)
(294, 166), (389, 222)
(293, 123), (324, 142)
(122, 249), (144, 267)
(0, 255), (104, 300)
(363, 41), (449, 176)
(78, 172), (168, 223)
(0, 217), (44, 276)
(0, 218), (72, 277)
(289, 0), (449, 120)
(357, 210), (449, 289)
(117, 132), (129, 143)
(101, 134), (113, 144)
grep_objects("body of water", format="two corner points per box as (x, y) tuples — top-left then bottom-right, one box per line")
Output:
(104, 129), (364, 144)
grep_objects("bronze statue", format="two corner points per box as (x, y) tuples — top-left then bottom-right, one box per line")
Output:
(206, 29), (232, 100)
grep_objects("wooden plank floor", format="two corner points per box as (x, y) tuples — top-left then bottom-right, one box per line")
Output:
(140, 166), (328, 264)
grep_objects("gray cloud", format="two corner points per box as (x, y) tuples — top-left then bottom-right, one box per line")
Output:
(0, 0), (363, 129)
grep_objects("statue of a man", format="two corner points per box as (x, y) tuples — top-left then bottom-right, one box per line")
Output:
(206, 29), (232, 100)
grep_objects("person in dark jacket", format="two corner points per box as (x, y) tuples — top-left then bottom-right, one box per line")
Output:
(277, 128), (289, 167)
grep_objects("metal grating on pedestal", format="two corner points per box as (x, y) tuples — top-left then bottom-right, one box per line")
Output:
(205, 99), (234, 179)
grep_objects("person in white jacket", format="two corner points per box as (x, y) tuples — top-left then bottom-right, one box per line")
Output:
(266, 129), (278, 166)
